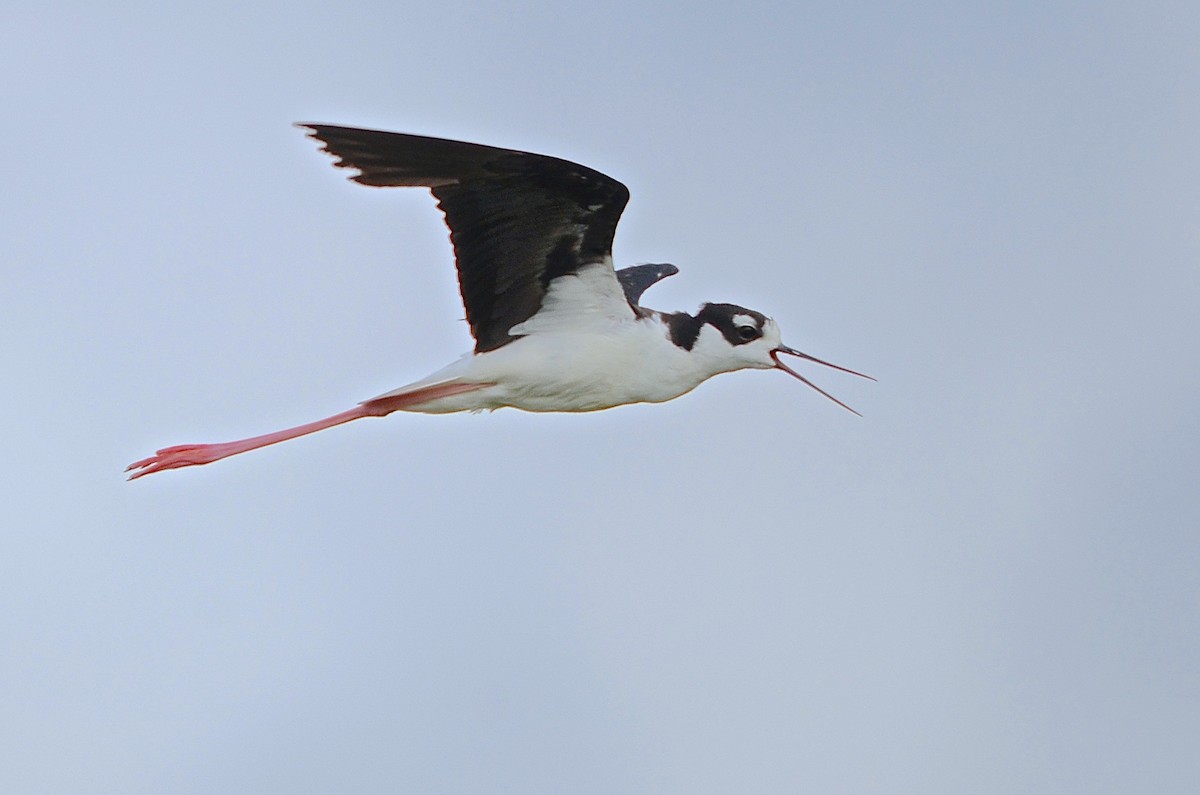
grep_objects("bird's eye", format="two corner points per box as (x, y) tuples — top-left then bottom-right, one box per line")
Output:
(736, 325), (759, 341)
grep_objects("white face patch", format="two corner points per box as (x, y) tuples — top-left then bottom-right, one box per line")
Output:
(732, 314), (759, 331)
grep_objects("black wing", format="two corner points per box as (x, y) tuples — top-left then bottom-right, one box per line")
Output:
(616, 263), (679, 305)
(299, 123), (632, 352)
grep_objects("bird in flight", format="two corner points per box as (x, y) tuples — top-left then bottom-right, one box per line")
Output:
(127, 124), (872, 479)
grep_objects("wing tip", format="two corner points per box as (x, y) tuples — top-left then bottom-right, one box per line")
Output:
(616, 262), (681, 304)
(294, 121), (329, 141)
(295, 122), (379, 184)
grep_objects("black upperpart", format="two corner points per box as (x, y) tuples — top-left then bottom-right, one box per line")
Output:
(300, 123), (631, 353)
(664, 303), (768, 350)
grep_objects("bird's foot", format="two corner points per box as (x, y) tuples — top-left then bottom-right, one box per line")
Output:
(126, 443), (236, 480)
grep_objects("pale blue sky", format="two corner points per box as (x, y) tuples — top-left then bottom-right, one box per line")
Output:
(4, 2), (1199, 792)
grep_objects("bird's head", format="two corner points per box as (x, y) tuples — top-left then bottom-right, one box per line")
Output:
(691, 303), (874, 414)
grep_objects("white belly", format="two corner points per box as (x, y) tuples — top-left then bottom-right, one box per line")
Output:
(398, 322), (710, 414)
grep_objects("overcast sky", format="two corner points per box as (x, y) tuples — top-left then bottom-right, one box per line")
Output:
(4, 2), (1199, 792)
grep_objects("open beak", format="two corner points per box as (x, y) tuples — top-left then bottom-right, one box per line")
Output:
(770, 345), (875, 416)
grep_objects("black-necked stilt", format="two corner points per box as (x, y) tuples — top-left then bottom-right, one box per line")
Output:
(127, 124), (872, 479)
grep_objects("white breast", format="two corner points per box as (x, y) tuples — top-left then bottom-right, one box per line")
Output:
(395, 316), (739, 414)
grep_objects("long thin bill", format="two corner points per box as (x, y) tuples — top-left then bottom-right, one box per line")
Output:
(770, 348), (872, 416)
(775, 345), (876, 381)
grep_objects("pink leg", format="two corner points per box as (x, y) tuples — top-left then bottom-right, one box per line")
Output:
(126, 381), (489, 480)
